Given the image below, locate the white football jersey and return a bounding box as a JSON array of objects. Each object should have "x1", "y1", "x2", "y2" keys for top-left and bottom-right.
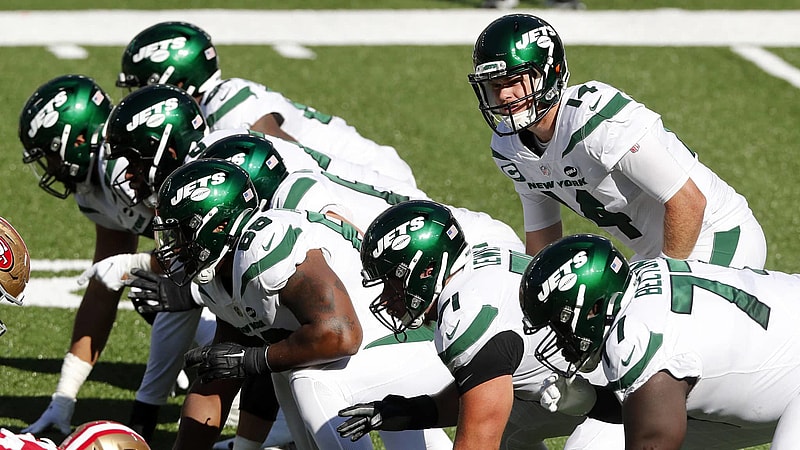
[
  {"x1": 436, "y1": 244, "x2": 560, "y2": 397},
  {"x1": 74, "y1": 155, "x2": 153, "y2": 235},
  {"x1": 271, "y1": 170, "x2": 524, "y2": 252},
  {"x1": 606, "y1": 258, "x2": 800, "y2": 429},
  {"x1": 190, "y1": 128, "x2": 410, "y2": 190},
  {"x1": 491, "y1": 81, "x2": 754, "y2": 259},
  {"x1": 200, "y1": 78, "x2": 416, "y2": 186},
  {"x1": 205, "y1": 208, "x2": 393, "y2": 348}
]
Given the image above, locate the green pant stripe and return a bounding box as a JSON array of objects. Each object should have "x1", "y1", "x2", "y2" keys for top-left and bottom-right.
[{"x1": 709, "y1": 226, "x2": 741, "y2": 267}]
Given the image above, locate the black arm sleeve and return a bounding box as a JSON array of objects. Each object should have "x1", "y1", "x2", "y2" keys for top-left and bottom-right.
[
  {"x1": 452, "y1": 330, "x2": 524, "y2": 394},
  {"x1": 587, "y1": 384, "x2": 623, "y2": 424},
  {"x1": 239, "y1": 374, "x2": 280, "y2": 421}
]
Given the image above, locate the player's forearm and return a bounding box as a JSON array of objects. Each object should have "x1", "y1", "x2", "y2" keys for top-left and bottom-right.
[
  {"x1": 662, "y1": 194, "x2": 704, "y2": 259},
  {"x1": 266, "y1": 323, "x2": 360, "y2": 371}
]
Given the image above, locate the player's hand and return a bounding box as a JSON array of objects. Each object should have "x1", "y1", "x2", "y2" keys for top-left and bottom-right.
[
  {"x1": 21, "y1": 393, "x2": 75, "y2": 435},
  {"x1": 184, "y1": 343, "x2": 270, "y2": 383},
  {"x1": 77, "y1": 253, "x2": 152, "y2": 291},
  {"x1": 539, "y1": 373, "x2": 597, "y2": 416},
  {"x1": 337, "y1": 400, "x2": 385, "y2": 441},
  {"x1": 126, "y1": 268, "x2": 199, "y2": 314},
  {"x1": 337, "y1": 394, "x2": 429, "y2": 441}
]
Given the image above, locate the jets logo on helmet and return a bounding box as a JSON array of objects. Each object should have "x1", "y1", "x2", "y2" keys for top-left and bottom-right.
[
  {"x1": 371, "y1": 216, "x2": 425, "y2": 258},
  {"x1": 132, "y1": 36, "x2": 187, "y2": 64},
  {"x1": 125, "y1": 97, "x2": 179, "y2": 131},
  {"x1": 26, "y1": 91, "x2": 68, "y2": 138},
  {"x1": 169, "y1": 171, "x2": 228, "y2": 205},
  {"x1": 536, "y1": 250, "x2": 587, "y2": 302}
]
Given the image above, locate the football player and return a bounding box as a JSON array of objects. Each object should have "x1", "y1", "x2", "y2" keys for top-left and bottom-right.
[
  {"x1": 19, "y1": 78, "x2": 218, "y2": 442},
  {"x1": 116, "y1": 21, "x2": 417, "y2": 188},
  {"x1": 336, "y1": 200, "x2": 624, "y2": 450},
  {"x1": 0, "y1": 216, "x2": 31, "y2": 336},
  {"x1": 194, "y1": 132, "x2": 523, "y2": 251},
  {"x1": 469, "y1": 14, "x2": 766, "y2": 268},
  {"x1": 18, "y1": 75, "x2": 164, "y2": 439},
  {"x1": 521, "y1": 234, "x2": 800, "y2": 448},
  {"x1": 148, "y1": 159, "x2": 454, "y2": 450},
  {"x1": 89, "y1": 85, "x2": 422, "y2": 450}
]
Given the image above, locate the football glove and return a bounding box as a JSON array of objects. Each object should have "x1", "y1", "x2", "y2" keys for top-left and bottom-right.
[
  {"x1": 184, "y1": 343, "x2": 271, "y2": 383},
  {"x1": 539, "y1": 373, "x2": 597, "y2": 416},
  {"x1": 77, "y1": 252, "x2": 151, "y2": 291},
  {"x1": 126, "y1": 268, "x2": 199, "y2": 314},
  {"x1": 337, "y1": 394, "x2": 437, "y2": 441},
  {"x1": 21, "y1": 393, "x2": 75, "y2": 435}
]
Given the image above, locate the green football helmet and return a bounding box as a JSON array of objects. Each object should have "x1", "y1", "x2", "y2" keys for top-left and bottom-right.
[
  {"x1": 104, "y1": 84, "x2": 208, "y2": 207},
  {"x1": 19, "y1": 75, "x2": 112, "y2": 198},
  {"x1": 468, "y1": 14, "x2": 569, "y2": 136},
  {"x1": 197, "y1": 132, "x2": 288, "y2": 205},
  {"x1": 519, "y1": 234, "x2": 631, "y2": 377},
  {"x1": 117, "y1": 21, "x2": 221, "y2": 96},
  {"x1": 153, "y1": 159, "x2": 258, "y2": 286},
  {"x1": 361, "y1": 200, "x2": 469, "y2": 335}
]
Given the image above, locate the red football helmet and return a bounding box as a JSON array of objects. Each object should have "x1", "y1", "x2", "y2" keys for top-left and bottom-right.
[
  {"x1": 58, "y1": 421, "x2": 149, "y2": 450},
  {"x1": 0, "y1": 217, "x2": 30, "y2": 336}
]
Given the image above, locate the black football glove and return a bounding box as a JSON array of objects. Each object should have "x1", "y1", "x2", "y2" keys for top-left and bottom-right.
[
  {"x1": 337, "y1": 394, "x2": 438, "y2": 442},
  {"x1": 127, "y1": 268, "x2": 199, "y2": 314},
  {"x1": 184, "y1": 343, "x2": 271, "y2": 383}
]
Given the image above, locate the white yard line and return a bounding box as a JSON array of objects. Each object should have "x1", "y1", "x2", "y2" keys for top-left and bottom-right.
[
  {"x1": 731, "y1": 45, "x2": 800, "y2": 89},
  {"x1": 0, "y1": 9, "x2": 798, "y2": 46}
]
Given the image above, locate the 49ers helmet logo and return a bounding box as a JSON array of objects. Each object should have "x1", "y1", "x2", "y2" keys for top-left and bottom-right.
[{"x1": 0, "y1": 236, "x2": 14, "y2": 271}]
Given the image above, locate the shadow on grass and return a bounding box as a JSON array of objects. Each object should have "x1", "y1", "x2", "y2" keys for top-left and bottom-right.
[
  {"x1": 0, "y1": 396, "x2": 182, "y2": 450},
  {"x1": 0, "y1": 356, "x2": 147, "y2": 391}
]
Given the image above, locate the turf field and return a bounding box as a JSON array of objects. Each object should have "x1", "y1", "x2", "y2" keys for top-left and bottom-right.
[{"x1": 0, "y1": 2, "x2": 798, "y2": 449}]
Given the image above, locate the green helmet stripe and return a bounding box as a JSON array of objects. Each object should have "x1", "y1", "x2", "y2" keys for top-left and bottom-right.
[
  {"x1": 240, "y1": 226, "x2": 303, "y2": 297},
  {"x1": 281, "y1": 177, "x2": 317, "y2": 210},
  {"x1": 563, "y1": 92, "x2": 631, "y2": 157},
  {"x1": 205, "y1": 86, "x2": 256, "y2": 127},
  {"x1": 438, "y1": 305, "x2": 498, "y2": 366}
]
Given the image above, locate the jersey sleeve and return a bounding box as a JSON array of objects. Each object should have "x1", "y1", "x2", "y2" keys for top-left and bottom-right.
[
  {"x1": 613, "y1": 121, "x2": 693, "y2": 203},
  {"x1": 604, "y1": 314, "x2": 702, "y2": 400},
  {"x1": 519, "y1": 189, "x2": 562, "y2": 232},
  {"x1": 235, "y1": 211, "x2": 314, "y2": 295},
  {"x1": 202, "y1": 78, "x2": 276, "y2": 131},
  {"x1": 573, "y1": 81, "x2": 661, "y2": 171}
]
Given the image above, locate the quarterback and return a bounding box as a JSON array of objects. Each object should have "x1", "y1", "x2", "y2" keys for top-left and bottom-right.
[
  {"x1": 469, "y1": 14, "x2": 766, "y2": 268},
  {"x1": 116, "y1": 21, "x2": 417, "y2": 188},
  {"x1": 521, "y1": 234, "x2": 800, "y2": 448}
]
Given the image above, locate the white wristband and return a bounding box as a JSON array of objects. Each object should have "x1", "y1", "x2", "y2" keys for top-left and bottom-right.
[{"x1": 54, "y1": 352, "x2": 93, "y2": 399}]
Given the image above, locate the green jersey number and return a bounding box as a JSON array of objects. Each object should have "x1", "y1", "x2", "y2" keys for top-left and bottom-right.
[{"x1": 670, "y1": 274, "x2": 770, "y2": 330}]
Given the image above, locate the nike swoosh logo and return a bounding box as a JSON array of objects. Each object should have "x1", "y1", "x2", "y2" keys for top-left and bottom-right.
[
  {"x1": 262, "y1": 234, "x2": 275, "y2": 252},
  {"x1": 621, "y1": 347, "x2": 635, "y2": 366},
  {"x1": 445, "y1": 320, "x2": 460, "y2": 340},
  {"x1": 589, "y1": 97, "x2": 602, "y2": 111},
  {"x1": 223, "y1": 351, "x2": 245, "y2": 358}
]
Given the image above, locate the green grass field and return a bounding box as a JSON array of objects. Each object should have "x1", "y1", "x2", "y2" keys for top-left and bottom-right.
[{"x1": 0, "y1": 2, "x2": 798, "y2": 450}]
